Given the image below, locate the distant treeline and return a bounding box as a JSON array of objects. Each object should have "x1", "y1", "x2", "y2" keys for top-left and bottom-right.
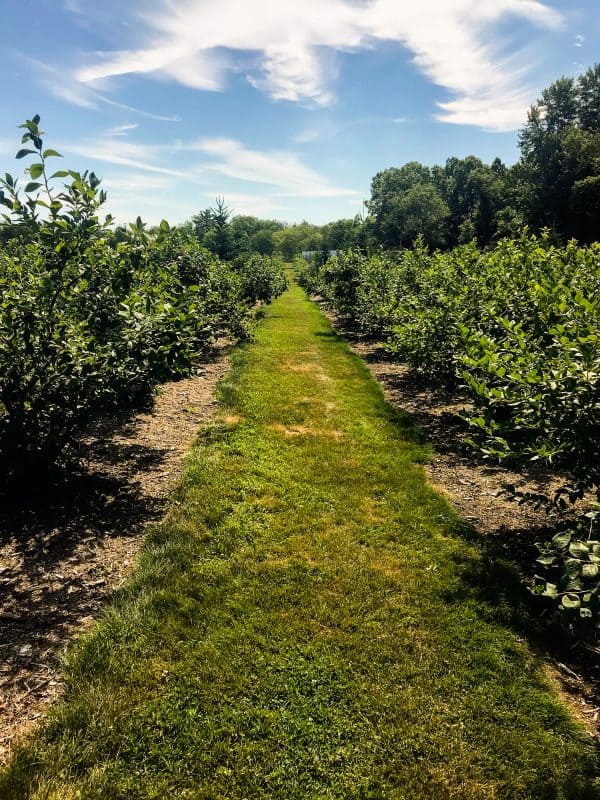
[{"x1": 177, "y1": 63, "x2": 600, "y2": 258}]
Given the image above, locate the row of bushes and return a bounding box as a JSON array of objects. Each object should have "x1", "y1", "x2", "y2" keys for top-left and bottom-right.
[
  {"x1": 0, "y1": 116, "x2": 287, "y2": 485},
  {"x1": 300, "y1": 234, "x2": 600, "y2": 633}
]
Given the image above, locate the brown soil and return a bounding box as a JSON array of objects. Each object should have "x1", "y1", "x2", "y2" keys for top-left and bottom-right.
[
  {"x1": 0, "y1": 350, "x2": 230, "y2": 763},
  {"x1": 351, "y1": 343, "x2": 568, "y2": 534}
]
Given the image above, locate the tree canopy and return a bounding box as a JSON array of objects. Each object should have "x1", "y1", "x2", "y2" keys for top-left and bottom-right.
[{"x1": 185, "y1": 63, "x2": 600, "y2": 259}]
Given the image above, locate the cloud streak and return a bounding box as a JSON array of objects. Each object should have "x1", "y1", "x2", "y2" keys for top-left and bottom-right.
[
  {"x1": 57, "y1": 134, "x2": 357, "y2": 199},
  {"x1": 194, "y1": 138, "x2": 357, "y2": 197},
  {"x1": 72, "y1": 0, "x2": 564, "y2": 130},
  {"x1": 62, "y1": 138, "x2": 188, "y2": 178},
  {"x1": 23, "y1": 57, "x2": 181, "y2": 122},
  {"x1": 106, "y1": 123, "x2": 140, "y2": 136},
  {"x1": 193, "y1": 138, "x2": 359, "y2": 197}
]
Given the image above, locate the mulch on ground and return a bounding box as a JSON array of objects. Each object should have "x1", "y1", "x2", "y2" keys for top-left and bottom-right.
[{"x1": 0, "y1": 351, "x2": 230, "y2": 763}]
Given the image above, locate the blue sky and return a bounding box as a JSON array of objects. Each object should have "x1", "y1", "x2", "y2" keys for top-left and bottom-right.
[{"x1": 1, "y1": 0, "x2": 598, "y2": 225}]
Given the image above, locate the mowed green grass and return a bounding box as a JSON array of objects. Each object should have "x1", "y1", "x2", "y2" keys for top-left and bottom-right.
[{"x1": 2, "y1": 279, "x2": 598, "y2": 799}]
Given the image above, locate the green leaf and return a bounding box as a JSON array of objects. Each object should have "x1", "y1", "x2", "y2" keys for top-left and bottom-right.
[
  {"x1": 50, "y1": 170, "x2": 70, "y2": 179},
  {"x1": 42, "y1": 149, "x2": 62, "y2": 158},
  {"x1": 551, "y1": 531, "x2": 571, "y2": 549},
  {"x1": 24, "y1": 182, "x2": 42, "y2": 193},
  {"x1": 569, "y1": 541, "x2": 590, "y2": 559},
  {"x1": 542, "y1": 582, "x2": 558, "y2": 598},
  {"x1": 536, "y1": 554, "x2": 557, "y2": 566},
  {"x1": 564, "y1": 558, "x2": 582, "y2": 577},
  {"x1": 561, "y1": 594, "x2": 581, "y2": 610},
  {"x1": 16, "y1": 148, "x2": 36, "y2": 159},
  {"x1": 28, "y1": 163, "x2": 44, "y2": 180},
  {"x1": 582, "y1": 563, "x2": 599, "y2": 579}
]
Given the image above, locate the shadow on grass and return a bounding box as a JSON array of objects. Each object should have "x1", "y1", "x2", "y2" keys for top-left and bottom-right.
[
  {"x1": 441, "y1": 514, "x2": 600, "y2": 734},
  {"x1": 314, "y1": 330, "x2": 343, "y2": 340}
]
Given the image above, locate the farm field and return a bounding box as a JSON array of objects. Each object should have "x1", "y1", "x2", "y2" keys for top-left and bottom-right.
[
  {"x1": 1, "y1": 6, "x2": 600, "y2": 796},
  {"x1": 2, "y1": 277, "x2": 598, "y2": 799}
]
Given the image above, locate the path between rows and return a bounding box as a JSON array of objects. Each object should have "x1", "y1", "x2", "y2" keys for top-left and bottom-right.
[{"x1": 1, "y1": 279, "x2": 598, "y2": 799}]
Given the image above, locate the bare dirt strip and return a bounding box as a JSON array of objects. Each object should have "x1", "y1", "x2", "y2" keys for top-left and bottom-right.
[{"x1": 0, "y1": 350, "x2": 230, "y2": 764}]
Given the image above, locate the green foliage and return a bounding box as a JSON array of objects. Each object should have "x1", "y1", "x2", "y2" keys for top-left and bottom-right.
[
  {"x1": 361, "y1": 64, "x2": 599, "y2": 251},
  {"x1": 519, "y1": 64, "x2": 600, "y2": 242},
  {"x1": 366, "y1": 156, "x2": 518, "y2": 251},
  {"x1": 275, "y1": 221, "x2": 323, "y2": 260},
  {"x1": 368, "y1": 163, "x2": 451, "y2": 249},
  {"x1": 312, "y1": 232, "x2": 600, "y2": 633},
  {"x1": 191, "y1": 204, "x2": 288, "y2": 260},
  {"x1": 233, "y1": 252, "x2": 288, "y2": 303},
  {"x1": 189, "y1": 207, "x2": 365, "y2": 263},
  {"x1": 319, "y1": 216, "x2": 364, "y2": 252},
  {"x1": 0, "y1": 117, "x2": 277, "y2": 486},
  {"x1": 192, "y1": 63, "x2": 599, "y2": 262},
  {"x1": 300, "y1": 247, "x2": 405, "y2": 336},
  {"x1": 534, "y1": 513, "x2": 600, "y2": 634},
  {"x1": 193, "y1": 197, "x2": 234, "y2": 260}
]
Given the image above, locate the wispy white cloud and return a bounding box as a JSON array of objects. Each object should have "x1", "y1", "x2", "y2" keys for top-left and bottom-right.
[
  {"x1": 47, "y1": 78, "x2": 100, "y2": 110},
  {"x1": 193, "y1": 138, "x2": 359, "y2": 197},
  {"x1": 0, "y1": 138, "x2": 15, "y2": 158},
  {"x1": 72, "y1": 0, "x2": 564, "y2": 131},
  {"x1": 367, "y1": 0, "x2": 563, "y2": 129},
  {"x1": 94, "y1": 170, "x2": 364, "y2": 226},
  {"x1": 224, "y1": 192, "x2": 278, "y2": 217},
  {"x1": 61, "y1": 138, "x2": 187, "y2": 178},
  {"x1": 292, "y1": 120, "x2": 343, "y2": 144},
  {"x1": 574, "y1": 34, "x2": 585, "y2": 48},
  {"x1": 97, "y1": 95, "x2": 181, "y2": 122},
  {"x1": 21, "y1": 57, "x2": 181, "y2": 122},
  {"x1": 63, "y1": 0, "x2": 82, "y2": 14},
  {"x1": 436, "y1": 88, "x2": 535, "y2": 130},
  {"x1": 293, "y1": 114, "x2": 409, "y2": 144},
  {"x1": 101, "y1": 172, "x2": 172, "y2": 192},
  {"x1": 106, "y1": 123, "x2": 139, "y2": 137},
  {"x1": 54, "y1": 132, "x2": 357, "y2": 200},
  {"x1": 103, "y1": 191, "x2": 193, "y2": 226}
]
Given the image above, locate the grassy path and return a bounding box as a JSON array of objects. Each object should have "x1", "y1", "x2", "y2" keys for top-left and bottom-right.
[{"x1": 2, "y1": 279, "x2": 598, "y2": 799}]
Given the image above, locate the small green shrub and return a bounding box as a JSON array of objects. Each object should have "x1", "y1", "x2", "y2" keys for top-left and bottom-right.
[
  {"x1": 0, "y1": 116, "x2": 267, "y2": 486},
  {"x1": 233, "y1": 252, "x2": 288, "y2": 303}
]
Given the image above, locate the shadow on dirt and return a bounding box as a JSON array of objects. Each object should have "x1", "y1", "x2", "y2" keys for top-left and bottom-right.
[{"x1": 0, "y1": 424, "x2": 170, "y2": 756}]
